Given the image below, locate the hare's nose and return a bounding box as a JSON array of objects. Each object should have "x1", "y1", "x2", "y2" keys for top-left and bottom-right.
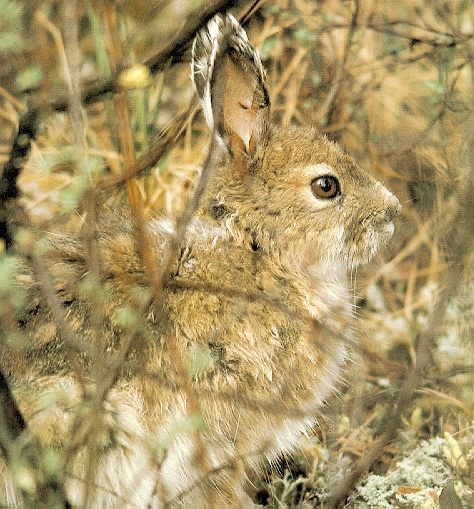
[{"x1": 385, "y1": 195, "x2": 402, "y2": 221}]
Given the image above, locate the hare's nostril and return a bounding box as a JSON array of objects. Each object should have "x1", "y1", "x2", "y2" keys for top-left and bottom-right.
[{"x1": 394, "y1": 197, "x2": 402, "y2": 215}]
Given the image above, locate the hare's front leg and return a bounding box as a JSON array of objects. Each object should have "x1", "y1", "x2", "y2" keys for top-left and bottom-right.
[
  {"x1": 198, "y1": 480, "x2": 257, "y2": 509},
  {"x1": 159, "y1": 434, "x2": 257, "y2": 508}
]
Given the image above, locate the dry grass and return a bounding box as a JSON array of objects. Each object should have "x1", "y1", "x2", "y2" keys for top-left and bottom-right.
[{"x1": 0, "y1": 0, "x2": 473, "y2": 507}]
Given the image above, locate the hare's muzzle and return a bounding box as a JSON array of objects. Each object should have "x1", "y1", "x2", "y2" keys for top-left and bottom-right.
[
  {"x1": 353, "y1": 190, "x2": 401, "y2": 266},
  {"x1": 377, "y1": 193, "x2": 401, "y2": 241},
  {"x1": 384, "y1": 195, "x2": 402, "y2": 223}
]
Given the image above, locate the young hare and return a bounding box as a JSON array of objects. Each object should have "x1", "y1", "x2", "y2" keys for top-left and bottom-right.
[{"x1": 0, "y1": 13, "x2": 400, "y2": 509}]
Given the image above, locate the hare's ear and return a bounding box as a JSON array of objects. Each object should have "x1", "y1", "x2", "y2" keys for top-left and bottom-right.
[{"x1": 191, "y1": 14, "x2": 270, "y2": 159}]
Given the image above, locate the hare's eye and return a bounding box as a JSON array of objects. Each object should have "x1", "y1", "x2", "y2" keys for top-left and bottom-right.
[{"x1": 311, "y1": 176, "x2": 340, "y2": 199}]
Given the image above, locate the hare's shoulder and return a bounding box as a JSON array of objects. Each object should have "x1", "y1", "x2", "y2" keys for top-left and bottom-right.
[{"x1": 165, "y1": 218, "x2": 259, "y2": 285}]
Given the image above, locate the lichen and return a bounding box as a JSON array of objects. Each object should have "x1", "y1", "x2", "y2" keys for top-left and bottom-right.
[{"x1": 350, "y1": 436, "x2": 473, "y2": 508}]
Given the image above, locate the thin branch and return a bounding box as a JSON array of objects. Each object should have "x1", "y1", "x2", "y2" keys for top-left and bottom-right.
[
  {"x1": 61, "y1": 0, "x2": 86, "y2": 150},
  {"x1": 366, "y1": 20, "x2": 471, "y2": 46},
  {"x1": 137, "y1": 118, "x2": 228, "y2": 509},
  {"x1": 316, "y1": 0, "x2": 360, "y2": 123},
  {"x1": 323, "y1": 19, "x2": 472, "y2": 47}
]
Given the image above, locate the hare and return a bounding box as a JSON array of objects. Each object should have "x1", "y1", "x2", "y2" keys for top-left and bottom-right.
[{"x1": 0, "y1": 13, "x2": 400, "y2": 509}]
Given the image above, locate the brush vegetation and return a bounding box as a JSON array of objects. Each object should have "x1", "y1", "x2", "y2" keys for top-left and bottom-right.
[{"x1": 0, "y1": 0, "x2": 472, "y2": 508}]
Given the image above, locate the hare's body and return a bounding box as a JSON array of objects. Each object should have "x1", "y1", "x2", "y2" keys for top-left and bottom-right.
[{"x1": 0, "y1": 14, "x2": 400, "y2": 509}]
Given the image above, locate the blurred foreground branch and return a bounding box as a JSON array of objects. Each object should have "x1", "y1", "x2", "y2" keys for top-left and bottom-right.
[
  {"x1": 0, "y1": 370, "x2": 72, "y2": 509},
  {"x1": 97, "y1": 100, "x2": 198, "y2": 190},
  {"x1": 50, "y1": 0, "x2": 240, "y2": 112}
]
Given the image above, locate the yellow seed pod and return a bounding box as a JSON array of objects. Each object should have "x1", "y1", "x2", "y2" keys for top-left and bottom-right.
[{"x1": 118, "y1": 64, "x2": 152, "y2": 90}]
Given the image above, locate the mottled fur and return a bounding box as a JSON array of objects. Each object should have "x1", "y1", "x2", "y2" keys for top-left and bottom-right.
[{"x1": 0, "y1": 14, "x2": 400, "y2": 508}]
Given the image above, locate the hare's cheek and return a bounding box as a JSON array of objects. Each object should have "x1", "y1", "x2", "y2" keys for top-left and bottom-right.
[{"x1": 302, "y1": 226, "x2": 345, "y2": 265}]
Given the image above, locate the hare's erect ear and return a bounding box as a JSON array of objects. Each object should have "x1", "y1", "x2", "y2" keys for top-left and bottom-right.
[{"x1": 191, "y1": 14, "x2": 270, "y2": 158}]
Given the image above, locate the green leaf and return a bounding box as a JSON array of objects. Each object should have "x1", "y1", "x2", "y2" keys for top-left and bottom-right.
[
  {"x1": 295, "y1": 28, "x2": 316, "y2": 43},
  {"x1": 15, "y1": 65, "x2": 44, "y2": 92},
  {"x1": 0, "y1": 0, "x2": 24, "y2": 52}
]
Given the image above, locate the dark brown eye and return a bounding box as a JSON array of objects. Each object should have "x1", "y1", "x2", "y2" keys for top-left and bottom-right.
[{"x1": 311, "y1": 176, "x2": 340, "y2": 199}]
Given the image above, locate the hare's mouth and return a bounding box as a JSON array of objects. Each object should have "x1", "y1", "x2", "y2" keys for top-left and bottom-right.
[
  {"x1": 380, "y1": 219, "x2": 395, "y2": 240},
  {"x1": 347, "y1": 219, "x2": 396, "y2": 268}
]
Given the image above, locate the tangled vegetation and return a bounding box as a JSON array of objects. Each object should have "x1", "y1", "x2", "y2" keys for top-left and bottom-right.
[{"x1": 0, "y1": 0, "x2": 473, "y2": 507}]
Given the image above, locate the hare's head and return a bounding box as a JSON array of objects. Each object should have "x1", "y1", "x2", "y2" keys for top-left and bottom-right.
[{"x1": 192, "y1": 15, "x2": 400, "y2": 274}]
